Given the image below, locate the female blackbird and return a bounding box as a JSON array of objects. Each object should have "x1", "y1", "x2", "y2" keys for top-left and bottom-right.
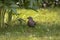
[{"x1": 27, "y1": 17, "x2": 36, "y2": 27}]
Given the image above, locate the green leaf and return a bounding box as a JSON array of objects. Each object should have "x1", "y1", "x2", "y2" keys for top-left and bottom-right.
[
  {"x1": 10, "y1": 4, "x2": 19, "y2": 8},
  {"x1": 0, "y1": 1, "x2": 3, "y2": 7},
  {"x1": 11, "y1": 8, "x2": 18, "y2": 15}
]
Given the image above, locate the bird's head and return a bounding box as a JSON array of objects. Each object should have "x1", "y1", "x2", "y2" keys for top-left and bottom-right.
[{"x1": 27, "y1": 17, "x2": 33, "y2": 19}]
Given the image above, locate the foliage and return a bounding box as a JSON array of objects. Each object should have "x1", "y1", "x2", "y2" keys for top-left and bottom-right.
[
  {"x1": 0, "y1": 0, "x2": 19, "y2": 27},
  {"x1": 14, "y1": 0, "x2": 60, "y2": 9}
]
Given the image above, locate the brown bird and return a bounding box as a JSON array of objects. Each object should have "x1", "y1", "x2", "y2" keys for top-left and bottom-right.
[{"x1": 27, "y1": 17, "x2": 36, "y2": 27}]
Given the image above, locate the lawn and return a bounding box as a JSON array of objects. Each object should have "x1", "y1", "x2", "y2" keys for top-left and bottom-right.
[{"x1": 1, "y1": 8, "x2": 60, "y2": 40}]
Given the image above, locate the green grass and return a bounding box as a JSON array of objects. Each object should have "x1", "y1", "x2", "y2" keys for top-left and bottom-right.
[
  {"x1": 0, "y1": 32, "x2": 60, "y2": 40},
  {"x1": 2, "y1": 8, "x2": 60, "y2": 40}
]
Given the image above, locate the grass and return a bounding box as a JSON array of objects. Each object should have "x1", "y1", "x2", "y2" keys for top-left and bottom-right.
[
  {"x1": 0, "y1": 33, "x2": 60, "y2": 40},
  {"x1": 2, "y1": 8, "x2": 60, "y2": 40}
]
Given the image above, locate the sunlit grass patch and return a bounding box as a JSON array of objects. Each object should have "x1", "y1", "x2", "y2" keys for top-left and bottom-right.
[
  {"x1": 5, "y1": 8, "x2": 60, "y2": 24},
  {"x1": 16, "y1": 9, "x2": 60, "y2": 24}
]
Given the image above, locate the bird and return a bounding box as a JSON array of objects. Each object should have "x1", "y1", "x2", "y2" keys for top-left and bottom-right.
[{"x1": 27, "y1": 17, "x2": 36, "y2": 27}]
